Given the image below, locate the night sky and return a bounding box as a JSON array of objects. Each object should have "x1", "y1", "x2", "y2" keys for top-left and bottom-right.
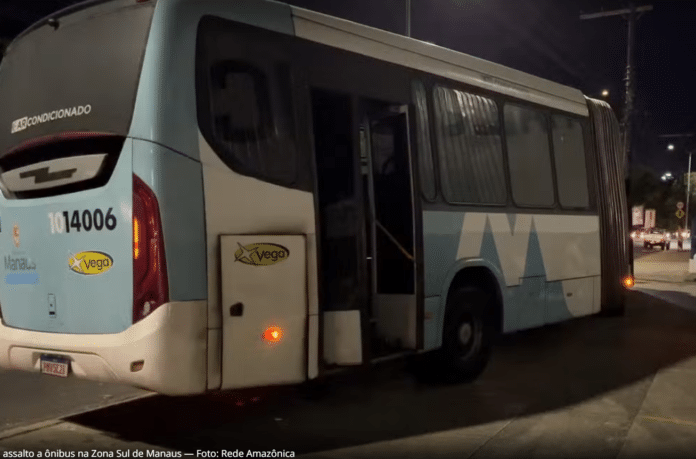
[{"x1": 1, "y1": 0, "x2": 694, "y2": 176}]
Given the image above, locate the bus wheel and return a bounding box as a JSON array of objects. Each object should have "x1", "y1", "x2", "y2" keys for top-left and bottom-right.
[{"x1": 436, "y1": 287, "x2": 493, "y2": 383}]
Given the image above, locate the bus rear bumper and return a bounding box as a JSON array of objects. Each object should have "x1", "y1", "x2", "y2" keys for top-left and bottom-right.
[{"x1": 0, "y1": 300, "x2": 208, "y2": 396}]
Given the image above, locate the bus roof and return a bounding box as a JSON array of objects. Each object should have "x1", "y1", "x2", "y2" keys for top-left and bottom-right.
[
  {"x1": 290, "y1": 6, "x2": 589, "y2": 116},
  {"x1": 12, "y1": 0, "x2": 588, "y2": 117}
]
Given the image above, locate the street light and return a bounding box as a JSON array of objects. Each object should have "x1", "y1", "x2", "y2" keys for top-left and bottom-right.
[
  {"x1": 601, "y1": 89, "x2": 610, "y2": 97},
  {"x1": 668, "y1": 144, "x2": 675, "y2": 151},
  {"x1": 687, "y1": 151, "x2": 693, "y2": 234}
]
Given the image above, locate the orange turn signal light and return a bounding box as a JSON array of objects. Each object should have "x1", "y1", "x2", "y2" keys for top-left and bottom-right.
[
  {"x1": 263, "y1": 326, "x2": 283, "y2": 343},
  {"x1": 133, "y1": 217, "x2": 140, "y2": 259},
  {"x1": 622, "y1": 275, "x2": 635, "y2": 289}
]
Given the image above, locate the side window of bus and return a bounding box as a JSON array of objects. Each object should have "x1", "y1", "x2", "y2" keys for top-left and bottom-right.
[
  {"x1": 551, "y1": 115, "x2": 589, "y2": 209},
  {"x1": 197, "y1": 17, "x2": 298, "y2": 187},
  {"x1": 504, "y1": 104, "x2": 554, "y2": 207},
  {"x1": 412, "y1": 80, "x2": 436, "y2": 200},
  {"x1": 205, "y1": 59, "x2": 297, "y2": 185},
  {"x1": 432, "y1": 86, "x2": 506, "y2": 204},
  {"x1": 210, "y1": 61, "x2": 272, "y2": 142}
]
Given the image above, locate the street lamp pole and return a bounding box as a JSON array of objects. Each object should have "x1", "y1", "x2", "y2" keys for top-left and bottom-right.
[
  {"x1": 405, "y1": 0, "x2": 411, "y2": 37},
  {"x1": 687, "y1": 151, "x2": 692, "y2": 233},
  {"x1": 660, "y1": 134, "x2": 694, "y2": 232}
]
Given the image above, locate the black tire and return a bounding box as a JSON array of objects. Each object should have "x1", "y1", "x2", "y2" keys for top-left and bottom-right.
[
  {"x1": 431, "y1": 287, "x2": 493, "y2": 383},
  {"x1": 600, "y1": 284, "x2": 626, "y2": 317}
]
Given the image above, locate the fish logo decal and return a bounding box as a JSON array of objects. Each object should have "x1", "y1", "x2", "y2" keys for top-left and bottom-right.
[{"x1": 234, "y1": 242, "x2": 290, "y2": 266}]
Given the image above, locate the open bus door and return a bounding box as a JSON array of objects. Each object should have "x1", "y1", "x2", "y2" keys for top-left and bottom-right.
[{"x1": 363, "y1": 106, "x2": 418, "y2": 358}]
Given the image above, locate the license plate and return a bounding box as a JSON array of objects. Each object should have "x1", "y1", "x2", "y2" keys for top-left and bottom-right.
[{"x1": 40, "y1": 355, "x2": 69, "y2": 378}]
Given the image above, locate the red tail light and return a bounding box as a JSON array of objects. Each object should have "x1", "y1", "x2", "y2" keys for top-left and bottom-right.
[{"x1": 133, "y1": 174, "x2": 168, "y2": 323}]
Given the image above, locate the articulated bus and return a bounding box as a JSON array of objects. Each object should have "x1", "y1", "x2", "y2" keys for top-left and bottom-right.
[{"x1": 0, "y1": 0, "x2": 631, "y2": 395}]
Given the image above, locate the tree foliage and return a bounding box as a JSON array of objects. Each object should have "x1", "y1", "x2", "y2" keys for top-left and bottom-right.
[{"x1": 630, "y1": 165, "x2": 695, "y2": 230}]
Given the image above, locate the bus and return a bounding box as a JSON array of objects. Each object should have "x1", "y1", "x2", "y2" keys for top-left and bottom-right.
[{"x1": 0, "y1": 0, "x2": 632, "y2": 395}]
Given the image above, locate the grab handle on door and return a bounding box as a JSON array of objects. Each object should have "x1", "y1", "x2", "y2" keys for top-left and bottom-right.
[{"x1": 230, "y1": 302, "x2": 244, "y2": 316}]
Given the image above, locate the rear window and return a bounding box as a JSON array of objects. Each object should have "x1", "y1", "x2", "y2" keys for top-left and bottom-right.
[{"x1": 0, "y1": 0, "x2": 155, "y2": 156}]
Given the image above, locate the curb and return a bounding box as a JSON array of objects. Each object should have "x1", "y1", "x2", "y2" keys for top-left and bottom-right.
[
  {"x1": 635, "y1": 277, "x2": 696, "y2": 284},
  {"x1": 0, "y1": 420, "x2": 64, "y2": 441}
]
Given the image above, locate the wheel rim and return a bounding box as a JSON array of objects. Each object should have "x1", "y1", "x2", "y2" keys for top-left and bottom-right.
[
  {"x1": 458, "y1": 323, "x2": 473, "y2": 346},
  {"x1": 454, "y1": 314, "x2": 481, "y2": 361}
]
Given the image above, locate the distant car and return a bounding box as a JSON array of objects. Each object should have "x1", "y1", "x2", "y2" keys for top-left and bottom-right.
[
  {"x1": 631, "y1": 229, "x2": 646, "y2": 239},
  {"x1": 643, "y1": 229, "x2": 670, "y2": 250}
]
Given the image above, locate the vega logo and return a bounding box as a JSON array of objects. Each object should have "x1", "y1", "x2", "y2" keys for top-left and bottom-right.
[
  {"x1": 234, "y1": 242, "x2": 290, "y2": 266},
  {"x1": 68, "y1": 251, "x2": 114, "y2": 275}
]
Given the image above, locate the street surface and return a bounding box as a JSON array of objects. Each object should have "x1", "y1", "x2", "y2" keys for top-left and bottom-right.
[
  {"x1": 0, "y1": 368, "x2": 149, "y2": 432},
  {"x1": 0, "y1": 238, "x2": 693, "y2": 457}
]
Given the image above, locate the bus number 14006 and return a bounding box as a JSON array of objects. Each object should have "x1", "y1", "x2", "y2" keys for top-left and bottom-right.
[{"x1": 48, "y1": 208, "x2": 117, "y2": 234}]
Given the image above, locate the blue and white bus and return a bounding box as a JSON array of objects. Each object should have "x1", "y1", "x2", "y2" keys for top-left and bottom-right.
[{"x1": 0, "y1": 0, "x2": 632, "y2": 395}]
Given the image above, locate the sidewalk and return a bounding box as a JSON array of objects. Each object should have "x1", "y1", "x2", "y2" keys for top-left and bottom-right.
[
  {"x1": 633, "y1": 264, "x2": 696, "y2": 283},
  {"x1": 633, "y1": 249, "x2": 696, "y2": 314}
]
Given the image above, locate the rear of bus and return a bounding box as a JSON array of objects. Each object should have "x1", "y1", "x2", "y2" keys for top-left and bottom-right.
[{"x1": 0, "y1": 0, "x2": 208, "y2": 395}]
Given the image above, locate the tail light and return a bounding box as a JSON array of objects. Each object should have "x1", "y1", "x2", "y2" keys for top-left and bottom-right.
[{"x1": 133, "y1": 174, "x2": 168, "y2": 323}]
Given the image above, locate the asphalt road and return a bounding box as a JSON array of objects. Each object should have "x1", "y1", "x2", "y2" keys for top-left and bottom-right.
[
  {"x1": 632, "y1": 237, "x2": 691, "y2": 261},
  {"x1": 0, "y1": 368, "x2": 149, "y2": 432}
]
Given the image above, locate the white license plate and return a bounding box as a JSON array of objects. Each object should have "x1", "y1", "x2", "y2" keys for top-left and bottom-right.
[{"x1": 40, "y1": 356, "x2": 69, "y2": 378}]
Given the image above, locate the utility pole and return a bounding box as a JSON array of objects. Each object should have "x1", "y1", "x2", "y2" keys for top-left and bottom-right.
[
  {"x1": 580, "y1": 4, "x2": 652, "y2": 175},
  {"x1": 405, "y1": 0, "x2": 412, "y2": 37}
]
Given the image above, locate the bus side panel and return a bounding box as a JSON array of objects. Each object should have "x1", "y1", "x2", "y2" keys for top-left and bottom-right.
[
  {"x1": 131, "y1": 140, "x2": 207, "y2": 303},
  {"x1": 197, "y1": 133, "x2": 318, "y2": 389},
  {"x1": 0, "y1": 141, "x2": 134, "y2": 334},
  {"x1": 422, "y1": 210, "x2": 601, "y2": 349}
]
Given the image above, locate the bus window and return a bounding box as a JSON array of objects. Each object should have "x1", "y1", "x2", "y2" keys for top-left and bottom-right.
[
  {"x1": 412, "y1": 80, "x2": 436, "y2": 200},
  {"x1": 432, "y1": 86, "x2": 506, "y2": 205},
  {"x1": 551, "y1": 115, "x2": 589, "y2": 209},
  {"x1": 196, "y1": 17, "x2": 297, "y2": 186},
  {"x1": 504, "y1": 104, "x2": 555, "y2": 207}
]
